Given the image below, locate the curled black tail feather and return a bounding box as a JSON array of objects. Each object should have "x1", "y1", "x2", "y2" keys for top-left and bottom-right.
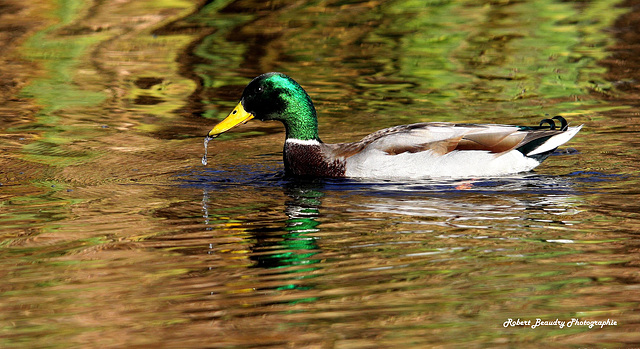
[
  {"x1": 516, "y1": 115, "x2": 572, "y2": 162},
  {"x1": 539, "y1": 118, "x2": 556, "y2": 130},
  {"x1": 552, "y1": 115, "x2": 568, "y2": 131},
  {"x1": 537, "y1": 116, "x2": 568, "y2": 131}
]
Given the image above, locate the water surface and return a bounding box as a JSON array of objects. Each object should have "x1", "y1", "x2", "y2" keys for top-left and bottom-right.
[{"x1": 1, "y1": 0, "x2": 639, "y2": 347}]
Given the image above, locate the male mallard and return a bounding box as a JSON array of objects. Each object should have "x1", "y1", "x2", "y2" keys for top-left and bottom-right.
[{"x1": 206, "y1": 72, "x2": 581, "y2": 179}]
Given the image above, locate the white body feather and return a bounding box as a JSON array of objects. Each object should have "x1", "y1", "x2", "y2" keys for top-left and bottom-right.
[
  {"x1": 344, "y1": 148, "x2": 539, "y2": 179},
  {"x1": 343, "y1": 125, "x2": 582, "y2": 179}
]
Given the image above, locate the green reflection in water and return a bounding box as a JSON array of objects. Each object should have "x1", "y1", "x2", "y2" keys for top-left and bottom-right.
[
  {"x1": 18, "y1": 0, "x2": 107, "y2": 165},
  {"x1": 188, "y1": 0, "x2": 624, "y2": 133},
  {"x1": 202, "y1": 183, "x2": 322, "y2": 303},
  {"x1": 14, "y1": 0, "x2": 199, "y2": 166},
  {"x1": 253, "y1": 185, "x2": 322, "y2": 298}
]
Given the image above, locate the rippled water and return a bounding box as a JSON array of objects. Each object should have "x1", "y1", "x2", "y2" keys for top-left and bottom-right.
[{"x1": 1, "y1": 0, "x2": 640, "y2": 348}]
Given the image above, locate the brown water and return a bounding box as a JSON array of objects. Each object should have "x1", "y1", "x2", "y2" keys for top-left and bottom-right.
[{"x1": 1, "y1": 0, "x2": 640, "y2": 348}]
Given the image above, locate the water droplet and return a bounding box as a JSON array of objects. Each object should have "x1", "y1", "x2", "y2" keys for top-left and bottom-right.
[{"x1": 202, "y1": 136, "x2": 213, "y2": 166}]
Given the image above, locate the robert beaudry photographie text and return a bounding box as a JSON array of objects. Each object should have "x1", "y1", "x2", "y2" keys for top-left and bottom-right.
[{"x1": 503, "y1": 318, "x2": 617, "y2": 329}]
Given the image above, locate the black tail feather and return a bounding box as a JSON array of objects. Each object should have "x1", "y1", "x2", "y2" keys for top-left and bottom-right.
[{"x1": 515, "y1": 115, "x2": 570, "y2": 160}]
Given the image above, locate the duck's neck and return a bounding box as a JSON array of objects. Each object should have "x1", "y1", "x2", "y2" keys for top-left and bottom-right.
[
  {"x1": 284, "y1": 114, "x2": 320, "y2": 142},
  {"x1": 279, "y1": 86, "x2": 321, "y2": 142}
]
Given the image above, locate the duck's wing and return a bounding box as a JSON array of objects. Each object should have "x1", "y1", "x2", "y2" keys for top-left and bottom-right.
[{"x1": 329, "y1": 122, "x2": 580, "y2": 159}]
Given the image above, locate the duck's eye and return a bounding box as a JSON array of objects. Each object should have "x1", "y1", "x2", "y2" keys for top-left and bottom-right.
[{"x1": 256, "y1": 86, "x2": 264, "y2": 93}]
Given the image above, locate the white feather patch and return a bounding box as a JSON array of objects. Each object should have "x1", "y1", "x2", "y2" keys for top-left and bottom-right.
[{"x1": 285, "y1": 139, "x2": 321, "y2": 146}]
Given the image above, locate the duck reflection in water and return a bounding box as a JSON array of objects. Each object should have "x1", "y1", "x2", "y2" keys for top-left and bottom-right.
[
  {"x1": 252, "y1": 181, "x2": 322, "y2": 275},
  {"x1": 202, "y1": 179, "x2": 324, "y2": 293},
  {"x1": 198, "y1": 170, "x2": 582, "y2": 299}
]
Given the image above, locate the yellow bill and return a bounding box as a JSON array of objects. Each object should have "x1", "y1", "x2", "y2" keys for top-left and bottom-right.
[{"x1": 208, "y1": 101, "x2": 254, "y2": 137}]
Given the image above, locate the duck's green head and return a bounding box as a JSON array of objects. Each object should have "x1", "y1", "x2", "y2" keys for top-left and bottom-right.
[{"x1": 207, "y1": 72, "x2": 319, "y2": 141}]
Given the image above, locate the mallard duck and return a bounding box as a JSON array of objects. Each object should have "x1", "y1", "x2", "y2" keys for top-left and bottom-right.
[{"x1": 206, "y1": 72, "x2": 581, "y2": 179}]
